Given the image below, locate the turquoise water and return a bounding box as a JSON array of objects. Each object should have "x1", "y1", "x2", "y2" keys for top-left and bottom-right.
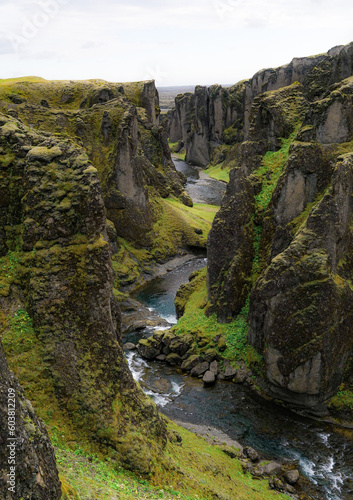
[{"x1": 126, "y1": 259, "x2": 353, "y2": 500}]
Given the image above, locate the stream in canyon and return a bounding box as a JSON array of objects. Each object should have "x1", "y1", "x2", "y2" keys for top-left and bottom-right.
[
  {"x1": 173, "y1": 157, "x2": 227, "y2": 206},
  {"x1": 123, "y1": 159, "x2": 353, "y2": 500}
]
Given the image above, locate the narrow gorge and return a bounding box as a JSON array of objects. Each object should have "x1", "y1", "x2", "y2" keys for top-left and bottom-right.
[{"x1": 1, "y1": 41, "x2": 353, "y2": 500}]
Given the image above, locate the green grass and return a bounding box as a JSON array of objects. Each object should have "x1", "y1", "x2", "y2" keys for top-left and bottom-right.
[
  {"x1": 165, "y1": 198, "x2": 219, "y2": 226},
  {"x1": 204, "y1": 163, "x2": 231, "y2": 182},
  {"x1": 56, "y1": 418, "x2": 289, "y2": 500},
  {"x1": 253, "y1": 130, "x2": 299, "y2": 214},
  {"x1": 329, "y1": 384, "x2": 353, "y2": 411},
  {"x1": 150, "y1": 197, "x2": 218, "y2": 260},
  {"x1": 172, "y1": 269, "x2": 252, "y2": 363},
  {"x1": 1, "y1": 306, "x2": 285, "y2": 500},
  {"x1": 0, "y1": 76, "x2": 46, "y2": 85},
  {"x1": 168, "y1": 140, "x2": 186, "y2": 161},
  {"x1": 111, "y1": 197, "x2": 219, "y2": 290},
  {"x1": 56, "y1": 444, "x2": 204, "y2": 500}
]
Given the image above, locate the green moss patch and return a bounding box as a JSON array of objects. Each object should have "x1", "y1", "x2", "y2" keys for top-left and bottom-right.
[
  {"x1": 253, "y1": 130, "x2": 299, "y2": 215},
  {"x1": 150, "y1": 197, "x2": 218, "y2": 260},
  {"x1": 329, "y1": 384, "x2": 353, "y2": 410},
  {"x1": 168, "y1": 140, "x2": 186, "y2": 161},
  {"x1": 172, "y1": 269, "x2": 257, "y2": 365},
  {"x1": 204, "y1": 163, "x2": 231, "y2": 182}
]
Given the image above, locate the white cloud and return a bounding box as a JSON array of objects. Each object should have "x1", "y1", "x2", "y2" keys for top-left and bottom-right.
[{"x1": 0, "y1": 0, "x2": 352, "y2": 84}]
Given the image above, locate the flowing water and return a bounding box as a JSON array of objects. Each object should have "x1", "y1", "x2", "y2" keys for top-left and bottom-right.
[
  {"x1": 124, "y1": 162, "x2": 353, "y2": 499},
  {"x1": 172, "y1": 157, "x2": 226, "y2": 205},
  {"x1": 125, "y1": 258, "x2": 353, "y2": 500}
]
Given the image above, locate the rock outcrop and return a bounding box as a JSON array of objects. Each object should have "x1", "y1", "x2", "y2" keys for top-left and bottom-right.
[
  {"x1": 205, "y1": 43, "x2": 353, "y2": 410},
  {"x1": 0, "y1": 112, "x2": 166, "y2": 474},
  {"x1": 0, "y1": 79, "x2": 189, "y2": 248},
  {"x1": 168, "y1": 42, "x2": 353, "y2": 168},
  {"x1": 0, "y1": 340, "x2": 61, "y2": 499},
  {"x1": 168, "y1": 82, "x2": 246, "y2": 167},
  {"x1": 249, "y1": 152, "x2": 353, "y2": 408},
  {"x1": 207, "y1": 167, "x2": 254, "y2": 322}
]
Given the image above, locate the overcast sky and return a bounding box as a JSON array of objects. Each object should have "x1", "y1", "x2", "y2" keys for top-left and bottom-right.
[{"x1": 0, "y1": 0, "x2": 352, "y2": 86}]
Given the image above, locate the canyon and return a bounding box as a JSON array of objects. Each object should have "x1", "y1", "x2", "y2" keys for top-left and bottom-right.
[{"x1": 1, "y1": 41, "x2": 353, "y2": 499}]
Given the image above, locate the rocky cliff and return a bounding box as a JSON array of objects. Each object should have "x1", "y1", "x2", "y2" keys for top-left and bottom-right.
[
  {"x1": 0, "y1": 111, "x2": 167, "y2": 496},
  {"x1": 168, "y1": 42, "x2": 353, "y2": 169},
  {"x1": 0, "y1": 338, "x2": 61, "y2": 499},
  {"x1": 0, "y1": 78, "x2": 191, "y2": 249},
  {"x1": 204, "y1": 43, "x2": 353, "y2": 412}
]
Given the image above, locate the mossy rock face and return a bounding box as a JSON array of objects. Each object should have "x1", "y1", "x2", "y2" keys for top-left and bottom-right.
[
  {"x1": 310, "y1": 76, "x2": 353, "y2": 144},
  {"x1": 168, "y1": 44, "x2": 353, "y2": 167},
  {"x1": 248, "y1": 154, "x2": 353, "y2": 407},
  {"x1": 260, "y1": 141, "x2": 334, "y2": 266},
  {"x1": 170, "y1": 82, "x2": 247, "y2": 168},
  {"x1": 302, "y1": 43, "x2": 353, "y2": 100},
  {"x1": 0, "y1": 340, "x2": 61, "y2": 499},
  {"x1": 27, "y1": 145, "x2": 62, "y2": 162},
  {"x1": 207, "y1": 166, "x2": 254, "y2": 322},
  {"x1": 246, "y1": 83, "x2": 309, "y2": 153},
  {"x1": 0, "y1": 113, "x2": 167, "y2": 473},
  {"x1": 0, "y1": 78, "x2": 187, "y2": 249},
  {"x1": 203, "y1": 45, "x2": 353, "y2": 410}
]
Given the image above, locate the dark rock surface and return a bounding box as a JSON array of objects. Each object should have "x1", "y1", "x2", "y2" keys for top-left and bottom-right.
[
  {"x1": 203, "y1": 42, "x2": 353, "y2": 410},
  {"x1": 0, "y1": 341, "x2": 61, "y2": 499},
  {"x1": 207, "y1": 166, "x2": 254, "y2": 322},
  {"x1": 168, "y1": 42, "x2": 353, "y2": 168},
  {"x1": 0, "y1": 113, "x2": 167, "y2": 474},
  {"x1": 249, "y1": 153, "x2": 353, "y2": 407}
]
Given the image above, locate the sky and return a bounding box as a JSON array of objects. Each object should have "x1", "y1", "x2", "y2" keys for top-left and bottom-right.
[{"x1": 0, "y1": 0, "x2": 352, "y2": 87}]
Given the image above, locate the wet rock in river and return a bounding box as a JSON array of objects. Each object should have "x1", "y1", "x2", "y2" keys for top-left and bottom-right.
[
  {"x1": 180, "y1": 355, "x2": 202, "y2": 371},
  {"x1": 234, "y1": 363, "x2": 252, "y2": 383},
  {"x1": 203, "y1": 370, "x2": 216, "y2": 384},
  {"x1": 191, "y1": 362, "x2": 210, "y2": 377},
  {"x1": 223, "y1": 365, "x2": 237, "y2": 380},
  {"x1": 285, "y1": 469, "x2": 300, "y2": 484},
  {"x1": 169, "y1": 335, "x2": 193, "y2": 356},
  {"x1": 209, "y1": 360, "x2": 218, "y2": 375},
  {"x1": 137, "y1": 338, "x2": 162, "y2": 360},
  {"x1": 165, "y1": 353, "x2": 183, "y2": 366},
  {"x1": 123, "y1": 342, "x2": 136, "y2": 350}
]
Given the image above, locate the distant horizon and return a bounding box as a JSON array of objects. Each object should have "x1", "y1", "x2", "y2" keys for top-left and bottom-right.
[
  {"x1": 1, "y1": 1, "x2": 353, "y2": 86},
  {"x1": 0, "y1": 76, "x2": 236, "y2": 89}
]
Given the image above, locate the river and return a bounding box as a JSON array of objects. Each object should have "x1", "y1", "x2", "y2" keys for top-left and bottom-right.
[
  {"x1": 123, "y1": 159, "x2": 353, "y2": 500},
  {"x1": 172, "y1": 157, "x2": 226, "y2": 205}
]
